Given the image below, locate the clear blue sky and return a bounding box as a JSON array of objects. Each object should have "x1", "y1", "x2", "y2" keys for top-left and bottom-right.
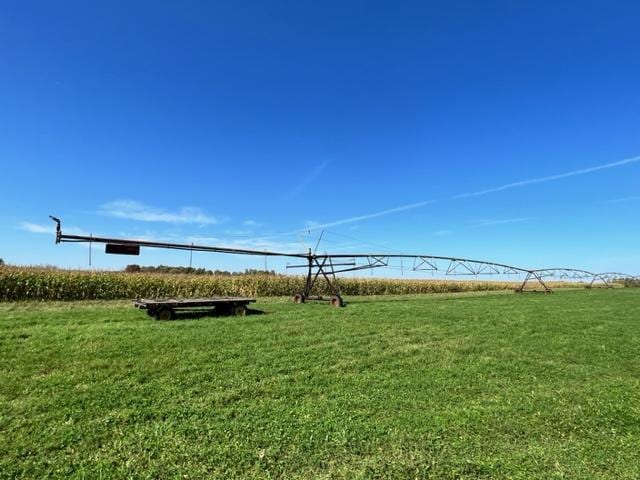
[{"x1": 1, "y1": 1, "x2": 639, "y2": 276}]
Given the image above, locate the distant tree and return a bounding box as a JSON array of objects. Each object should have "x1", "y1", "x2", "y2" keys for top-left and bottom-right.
[
  {"x1": 121, "y1": 264, "x2": 281, "y2": 276},
  {"x1": 0, "y1": 258, "x2": 4, "y2": 266},
  {"x1": 244, "y1": 268, "x2": 277, "y2": 276}
]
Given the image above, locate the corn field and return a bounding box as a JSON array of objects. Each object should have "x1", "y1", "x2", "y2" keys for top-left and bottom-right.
[{"x1": 0, "y1": 265, "x2": 579, "y2": 301}]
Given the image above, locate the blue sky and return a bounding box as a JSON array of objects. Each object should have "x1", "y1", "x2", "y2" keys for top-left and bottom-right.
[{"x1": 1, "y1": 1, "x2": 639, "y2": 276}]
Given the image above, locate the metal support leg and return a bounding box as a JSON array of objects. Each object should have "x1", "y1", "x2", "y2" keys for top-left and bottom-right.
[
  {"x1": 303, "y1": 254, "x2": 313, "y2": 297},
  {"x1": 316, "y1": 259, "x2": 340, "y2": 297},
  {"x1": 532, "y1": 271, "x2": 553, "y2": 293},
  {"x1": 588, "y1": 274, "x2": 611, "y2": 289},
  {"x1": 515, "y1": 271, "x2": 553, "y2": 293}
]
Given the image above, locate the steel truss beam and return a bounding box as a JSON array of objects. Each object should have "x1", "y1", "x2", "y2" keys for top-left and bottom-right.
[{"x1": 531, "y1": 268, "x2": 627, "y2": 290}]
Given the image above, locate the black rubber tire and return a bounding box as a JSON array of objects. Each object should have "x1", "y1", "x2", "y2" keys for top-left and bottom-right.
[
  {"x1": 329, "y1": 295, "x2": 344, "y2": 307},
  {"x1": 233, "y1": 304, "x2": 247, "y2": 316},
  {"x1": 293, "y1": 293, "x2": 305, "y2": 304},
  {"x1": 155, "y1": 307, "x2": 174, "y2": 321}
]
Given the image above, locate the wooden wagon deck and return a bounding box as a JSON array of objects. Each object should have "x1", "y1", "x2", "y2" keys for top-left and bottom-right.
[{"x1": 133, "y1": 297, "x2": 256, "y2": 320}]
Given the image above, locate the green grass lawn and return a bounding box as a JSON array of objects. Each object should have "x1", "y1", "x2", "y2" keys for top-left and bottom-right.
[{"x1": 1, "y1": 289, "x2": 639, "y2": 479}]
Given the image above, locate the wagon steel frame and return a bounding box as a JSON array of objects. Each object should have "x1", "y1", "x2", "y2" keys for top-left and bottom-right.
[{"x1": 133, "y1": 297, "x2": 255, "y2": 320}]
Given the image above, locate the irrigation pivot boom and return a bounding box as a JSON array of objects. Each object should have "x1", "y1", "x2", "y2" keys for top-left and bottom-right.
[{"x1": 50, "y1": 217, "x2": 638, "y2": 306}]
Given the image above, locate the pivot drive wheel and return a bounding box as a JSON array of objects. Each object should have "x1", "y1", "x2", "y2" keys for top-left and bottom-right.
[
  {"x1": 293, "y1": 293, "x2": 305, "y2": 304},
  {"x1": 155, "y1": 307, "x2": 174, "y2": 321},
  {"x1": 233, "y1": 304, "x2": 247, "y2": 316},
  {"x1": 329, "y1": 295, "x2": 344, "y2": 307}
]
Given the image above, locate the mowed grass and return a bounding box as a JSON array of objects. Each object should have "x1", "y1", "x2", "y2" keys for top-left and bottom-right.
[{"x1": 1, "y1": 290, "x2": 639, "y2": 479}]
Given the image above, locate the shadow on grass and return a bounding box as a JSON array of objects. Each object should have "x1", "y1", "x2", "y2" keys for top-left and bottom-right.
[{"x1": 148, "y1": 308, "x2": 265, "y2": 321}]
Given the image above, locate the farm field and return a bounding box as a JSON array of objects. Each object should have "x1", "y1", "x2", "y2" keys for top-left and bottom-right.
[
  {"x1": 0, "y1": 265, "x2": 579, "y2": 301},
  {"x1": 1, "y1": 289, "x2": 639, "y2": 479}
]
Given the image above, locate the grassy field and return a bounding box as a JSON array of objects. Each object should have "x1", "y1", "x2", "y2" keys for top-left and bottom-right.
[{"x1": 1, "y1": 290, "x2": 639, "y2": 479}]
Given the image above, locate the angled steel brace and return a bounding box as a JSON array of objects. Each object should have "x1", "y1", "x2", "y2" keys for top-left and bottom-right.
[
  {"x1": 413, "y1": 256, "x2": 438, "y2": 271},
  {"x1": 587, "y1": 274, "x2": 612, "y2": 289},
  {"x1": 515, "y1": 271, "x2": 553, "y2": 293},
  {"x1": 446, "y1": 260, "x2": 478, "y2": 276}
]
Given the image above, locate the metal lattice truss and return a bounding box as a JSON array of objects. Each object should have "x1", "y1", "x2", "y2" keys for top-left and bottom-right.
[
  {"x1": 49, "y1": 216, "x2": 639, "y2": 304},
  {"x1": 287, "y1": 256, "x2": 638, "y2": 295},
  {"x1": 534, "y1": 270, "x2": 640, "y2": 289}
]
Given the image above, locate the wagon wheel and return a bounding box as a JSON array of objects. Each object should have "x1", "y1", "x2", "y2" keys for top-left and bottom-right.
[
  {"x1": 292, "y1": 293, "x2": 305, "y2": 304},
  {"x1": 155, "y1": 307, "x2": 174, "y2": 321},
  {"x1": 233, "y1": 304, "x2": 247, "y2": 316},
  {"x1": 329, "y1": 295, "x2": 343, "y2": 308}
]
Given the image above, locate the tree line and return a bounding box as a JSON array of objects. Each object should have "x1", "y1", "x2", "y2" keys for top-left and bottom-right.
[{"x1": 124, "y1": 264, "x2": 279, "y2": 276}]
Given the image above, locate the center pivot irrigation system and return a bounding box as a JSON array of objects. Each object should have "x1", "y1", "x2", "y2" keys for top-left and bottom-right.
[{"x1": 50, "y1": 217, "x2": 639, "y2": 306}]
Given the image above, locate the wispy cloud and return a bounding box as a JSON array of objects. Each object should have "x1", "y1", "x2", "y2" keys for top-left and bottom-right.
[
  {"x1": 607, "y1": 195, "x2": 640, "y2": 204},
  {"x1": 453, "y1": 155, "x2": 640, "y2": 199},
  {"x1": 20, "y1": 222, "x2": 52, "y2": 234},
  {"x1": 185, "y1": 235, "x2": 304, "y2": 254},
  {"x1": 300, "y1": 154, "x2": 640, "y2": 231},
  {"x1": 433, "y1": 230, "x2": 453, "y2": 236},
  {"x1": 224, "y1": 229, "x2": 252, "y2": 236},
  {"x1": 243, "y1": 219, "x2": 263, "y2": 227},
  {"x1": 286, "y1": 160, "x2": 330, "y2": 199},
  {"x1": 20, "y1": 222, "x2": 89, "y2": 236},
  {"x1": 473, "y1": 217, "x2": 529, "y2": 227},
  {"x1": 100, "y1": 200, "x2": 218, "y2": 225}
]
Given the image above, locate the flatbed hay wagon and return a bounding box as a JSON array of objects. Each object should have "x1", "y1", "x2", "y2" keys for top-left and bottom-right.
[{"x1": 133, "y1": 297, "x2": 256, "y2": 320}]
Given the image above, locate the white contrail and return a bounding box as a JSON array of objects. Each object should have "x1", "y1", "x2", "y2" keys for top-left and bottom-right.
[
  {"x1": 286, "y1": 160, "x2": 330, "y2": 199},
  {"x1": 607, "y1": 195, "x2": 640, "y2": 204},
  {"x1": 301, "y1": 154, "x2": 640, "y2": 231},
  {"x1": 473, "y1": 217, "x2": 529, "y2": 227},
  {"x1": 304, "y1": 201, "x2": 435, "y2": 230},
  {"x1": 453, "y1": 155, "x2": 640, "y2": 199}
]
